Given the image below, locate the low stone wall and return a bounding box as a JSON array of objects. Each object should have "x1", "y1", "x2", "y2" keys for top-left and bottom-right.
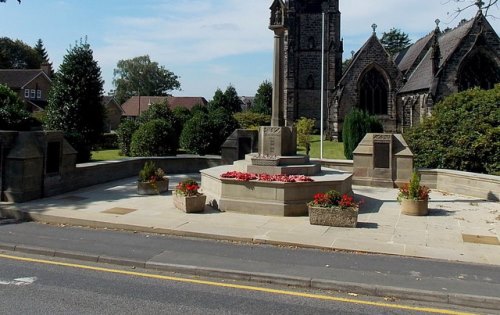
[
  {"x1": 419, "y1": 169, "x2": 499, "y2": 202},
  {"x1": 315, "y1": 159, "x2": 354, "y2": 172},
  {"x1": 315, "y1": 159, "x2": 499, "y2": 201},
  {"x1": 42, "y1": 155, "x2": 221, "y2": 200}
]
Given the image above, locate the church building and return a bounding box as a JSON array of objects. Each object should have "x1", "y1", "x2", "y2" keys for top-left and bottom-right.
[{"x1": 275, "y1": 0, "x2": 500, "y2": 139}]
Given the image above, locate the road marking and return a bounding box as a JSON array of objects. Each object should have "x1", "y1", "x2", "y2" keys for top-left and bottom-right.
[
  {"x1": 0, "y1": 253, "x2": 476, "y2": 315},
  {"x1": 0, "y1": 276, "x2": 37, "y2": 286}
]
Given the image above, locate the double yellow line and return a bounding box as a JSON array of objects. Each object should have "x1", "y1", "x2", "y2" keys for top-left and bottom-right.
[{"x1": 0, "y1": 253, "x2": 476, "y2": 315}]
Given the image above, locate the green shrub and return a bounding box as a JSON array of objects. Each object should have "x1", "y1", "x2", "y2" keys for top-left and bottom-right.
[
  {"x1": 95, "y1": 133, "x2": 118, "y2": 150},
  {"x1": 233, "y1": 111, "x2": 271, "y2": 129},
  {"x1": 180, "y1": 107, "x2": 239, "y2": 155},
  {"x1": 295, "y1": 117, "x2": 316, "y2": 154},
  {"x1": 116, "y1": 119, "x2": 139, "y2": 156},
  {"x1": 0, "y1": 84, "x2": 31, "y2": 130},
  {"x1": 130, "y1": 119, "x2": 178, "y2": 156},
  {"x1": 405, "y1": 85, "x2": 500, "y2": 175},
  {"x1": 342, "y1": 108, "x2": 383, "y2": 159}
]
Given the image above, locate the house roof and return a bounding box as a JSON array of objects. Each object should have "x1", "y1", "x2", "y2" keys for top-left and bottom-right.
[
  {"x1": 399, "y1": 16, "x2": 477, "y2": 93},
  {"x1": 0, "y1": 69, "x2": 51, "y2": 89},
  {"x1": 121, "y1": 96, "x2": 208, "y2": 117},
  {"x1": 102, "y1": 96, "x2": 124, "y2": 114}
]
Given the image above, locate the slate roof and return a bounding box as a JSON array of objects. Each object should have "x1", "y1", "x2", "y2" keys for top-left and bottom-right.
[
  {"x1": 121, "y1": 96, "x2": 208, "y2": 117},
  {"x1": 394, "y1": 32, "x2": 434, "y2": 73},
  {"x1": 399, "y1": 17, "x2": 476, "y2": 93},
  {"x1": 0, "y1": 69, "x2": 50, "y2": 89},
  {"x1": 102, "y1": 96, "x2": 124, "y2": 113}
]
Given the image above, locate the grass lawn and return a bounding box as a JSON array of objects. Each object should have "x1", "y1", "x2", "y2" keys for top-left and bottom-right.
[
  {"x1": 91, "y1": 135, "x2": 345, "y2": 161},
  {"x1": 91, "y1": 149, "x2": 124, "y2": 161},
  {"x1": 297, "y1": 135, "x2": 345, "y2": 160}
]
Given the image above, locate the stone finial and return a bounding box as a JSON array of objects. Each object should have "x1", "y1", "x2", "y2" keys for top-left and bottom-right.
[
  {"x1": 371, "y1": 23, "x2": 377, "y2": 35},
  {"x1": 435, "y1": 19, "x2": 440, "y2": 28},
  {"x1": 476, "y1": 0, "x2": 485, "y2": 9}
]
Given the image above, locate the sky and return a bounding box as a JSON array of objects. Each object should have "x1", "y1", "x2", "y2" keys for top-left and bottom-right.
[{"x1": 1, "y1": 0, "x2": 499, "y2": 100}]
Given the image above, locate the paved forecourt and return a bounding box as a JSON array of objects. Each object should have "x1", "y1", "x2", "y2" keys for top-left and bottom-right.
[{"x1": 1, "y1": 174, "x2": 499, "y2": 266}]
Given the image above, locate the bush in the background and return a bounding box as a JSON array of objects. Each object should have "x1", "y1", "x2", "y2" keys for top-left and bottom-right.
[
  {"x1": 0, "y1": 84, "x2": 31, "y2": 130},
  {"x1": 295, "y1": 117, "x2": 316, "y2": 154},
  {"x1": 116, "y1": 119, "x2": 139, "y2": 156},
  {"x1": 95, "y1": 133, "x2": 119, "y2": 150},
  {"x1": 233, "y1": 111, "x2": 270, "y2": 129},
  {"x1": 342, "y1": 108, "x2": 383, "y2": 159},
  {"x1": 405, "y1": 85, "x2": 500, "y2": 175},
  {"x1": 130, "y1": 119, "x2": 178, "y2": 156},
  {"x1": 180, "y1": 107, "x2": 239, "y2": 155}
]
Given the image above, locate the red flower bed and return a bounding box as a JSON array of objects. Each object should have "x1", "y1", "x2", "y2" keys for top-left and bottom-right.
[{"x1": 221, "y1": 171, "x2": 313, "y2": 183}]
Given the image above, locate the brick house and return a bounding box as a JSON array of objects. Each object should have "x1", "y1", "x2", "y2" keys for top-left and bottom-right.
[
  {"x1": 121, "y1": 96, "x2": 208, "y2": 118},
  {"x1": 0, "y1": 64, "x2": 52, "y2": 112},
  {"x1": 102, "y1": 96, "x2": 123, "y2": 132}
]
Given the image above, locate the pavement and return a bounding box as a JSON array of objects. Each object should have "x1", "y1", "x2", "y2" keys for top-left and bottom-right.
[{"x1": 1, "y1": 173, "x2": 500, "y2": 309}]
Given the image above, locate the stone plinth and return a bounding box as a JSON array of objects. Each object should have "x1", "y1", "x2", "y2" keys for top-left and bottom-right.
[
  {"x1": 353, "y1": 133, "x2": 413, "y2": 188},
  {"x1": 234, "y1": 153, "x2": 321, "y2": 176},
  {"x1": 258, "y1": 126, "x2": 297, "y2": 157},
  {"x1": 201, "y1": 165, "x2": 352, "y2": 216}
]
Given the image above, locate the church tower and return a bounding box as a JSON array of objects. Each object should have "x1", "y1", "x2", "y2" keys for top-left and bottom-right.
[{"x1": 283, "y1": 0, "x2": 343, "y2": 126}]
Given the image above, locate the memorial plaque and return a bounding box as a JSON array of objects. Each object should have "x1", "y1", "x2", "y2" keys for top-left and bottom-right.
[
  {"x1": 46, "y1": 141, "x2": 61, "y2": 174},
  {"x1": 373, "y1": 142, "x2": 390, "y2": 169}
]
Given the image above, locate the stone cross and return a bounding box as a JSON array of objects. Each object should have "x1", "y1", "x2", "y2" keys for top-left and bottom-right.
[{"x1": 371, "y1": 23, "x2": 377, "y2": 34}]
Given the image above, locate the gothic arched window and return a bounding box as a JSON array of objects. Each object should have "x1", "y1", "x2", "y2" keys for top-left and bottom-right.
[
  {"x1": 359, "y1": 68, "x2": 388, "y2": 115},
  {"x1": 458, "y1": 50, "x2": 500, "y2": 91}
]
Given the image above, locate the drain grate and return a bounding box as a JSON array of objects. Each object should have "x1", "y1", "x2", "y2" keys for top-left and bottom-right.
[
  {"x1": 462, "y1": 234, "x2": 500, "y2": 246},
  {"x1": 101, "y1": 207, "x2": 137, "y2": 215}
]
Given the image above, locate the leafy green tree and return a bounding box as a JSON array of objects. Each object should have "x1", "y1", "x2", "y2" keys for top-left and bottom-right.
[
  {"x1": 180, "y1": 107, "x2": 239, "y2": 155},
  {"x1": 0, "y1": 37, "x2": 40, "y2": 69},
  {"x1": 130, "y1": 119, "x2": 178, "y2": 156},
  {"x1": 342, "y1": 108, "x2": 383, "y2": 159},
  {"x1": 252, "y1": 80, "x2": 272, "y2": 115},
  {"x1": 380, "y1": 28, "x2": 411, "y2": 55},
  {"x1": 405, "y1": 85, "x2": 500, "y2": 175},
  {"x1": 44, "y1": 40, "x2": 105, "y2": 163},
  {"x1": 0, "y1": 83, "x2": 31, "y2": 130},
  {"x1": 233, "y1": 111, "x2": 270, "y2": 129},
  {"x1": 208, "y1": 85, "x2": 242, "y2": 113},
  {"x1": 112, "y1": 55, "x2": 181, "y2": 104},
  {"x1": 295, "y1": 117, "x2": 316, "y2": 155},
  {"x1": 116, "y1": 119, "x2": 139, "y2": 156}
]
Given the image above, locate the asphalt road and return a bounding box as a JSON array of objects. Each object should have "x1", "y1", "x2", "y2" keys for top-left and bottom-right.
[
  {"x1": 0, "y1": 221, "x2": 499, "y2": 302},
  {"x1": 0, "y1": 255, "x2": 478, "y2": 315}
]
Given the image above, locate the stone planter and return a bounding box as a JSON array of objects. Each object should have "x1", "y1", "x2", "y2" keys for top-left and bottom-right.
[
  {"x1": 137, "y1": 177, "x2": 169, "y2": 195},
  {"x1": 173, "y1": 194, "x2": 206, "y2": 213},
  {"x1": 401, "y1": 199, "x2": 429, "y2": 216},
  {"x1": 308, "y1": 205, "x2": 358, "y2": 227}
]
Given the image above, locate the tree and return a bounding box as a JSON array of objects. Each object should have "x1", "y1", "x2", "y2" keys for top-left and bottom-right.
[
  {"x1": 0, "y1": 37, "x2": 40, "y2": 69},
  {"x1": 342, "y1": 108, "x2": 383, "y2": 160},
  {"x1": 44, "y1": 39, "x2": 105, "y2": 163},
  {"x1": 208, "y1": 85, "x2": 242, "y2": 113},
  {"x1": 113, "y1": 55, "x2": 181, "y2": 104},
  {"x1": 0, "y1": 84, "x2": 31, "y2": 130},
  {"x1": 34, "y1": 38, "x2": 53, "y2": 76},
  {"x1": 295, "y1": 117, "x2": 316, "y2": 155},
  {"x1": 380, "y1": 28, "x2": 411, "y2": 55},
  {"x1": 447, "y1": 0, "x2": 498, "y2": 17},
  {"x1": 405, "y1": 85, "x2": 500, "y2": 175},
  {"x1": 252, "y1": 80, "x2": 272, "y2": 115}
]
